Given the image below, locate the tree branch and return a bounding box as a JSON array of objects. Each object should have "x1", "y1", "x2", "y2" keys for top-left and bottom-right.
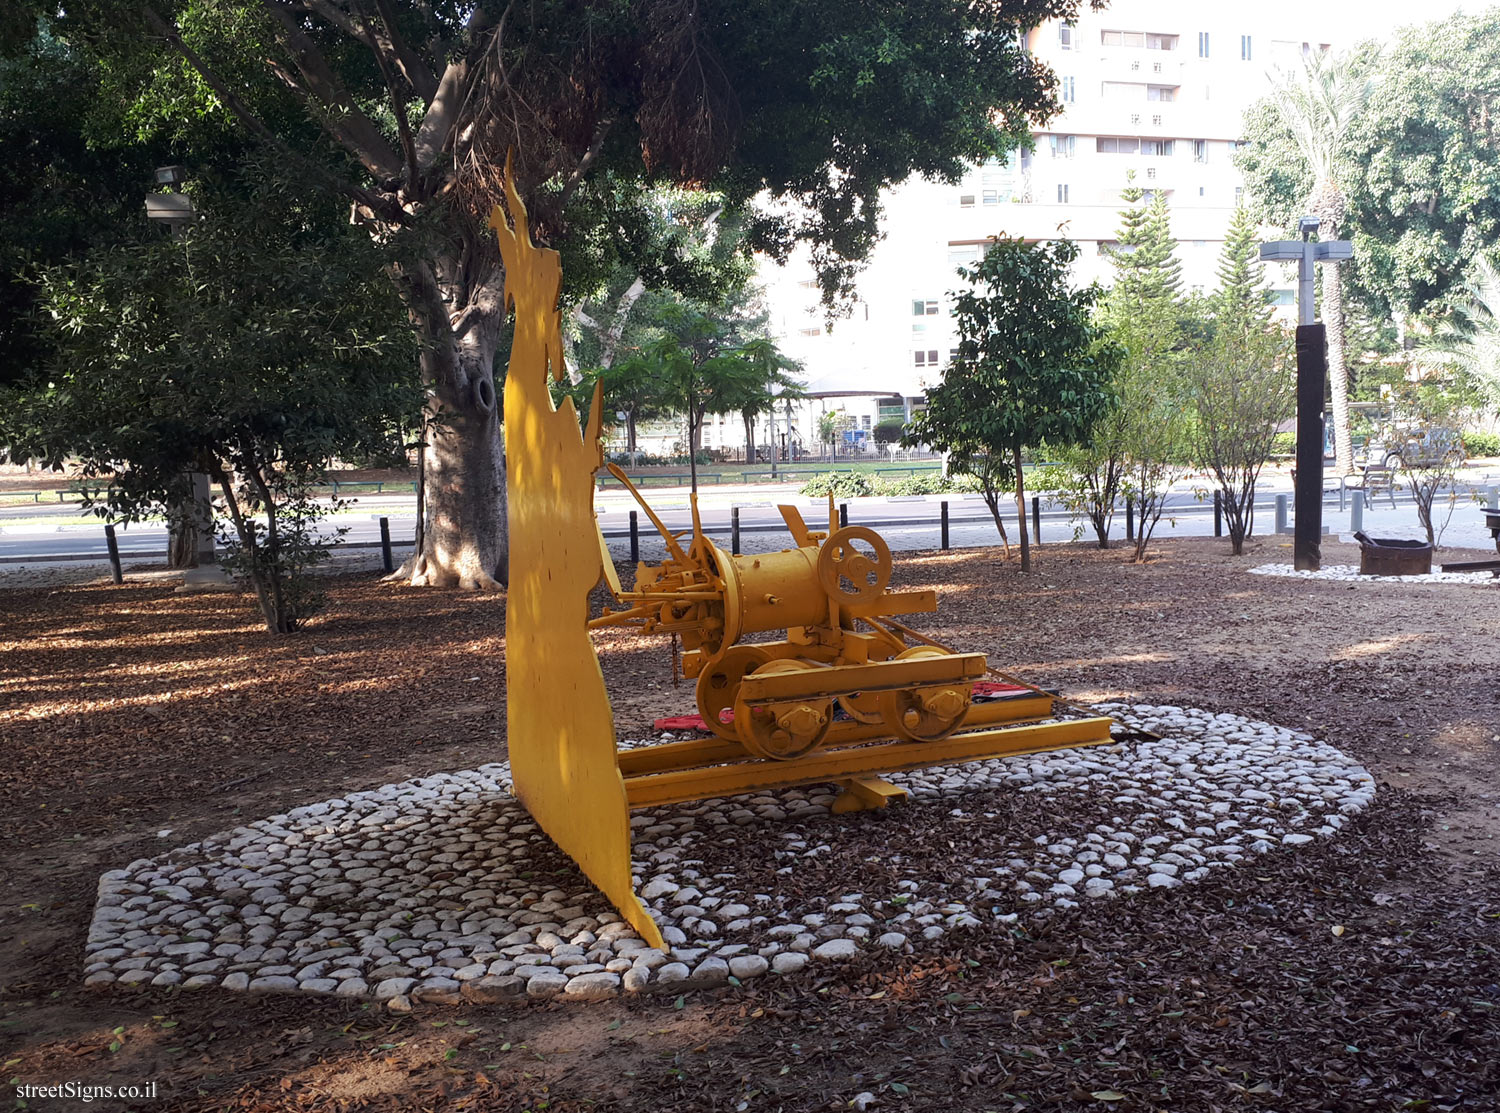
[
  {"x1": 141, "y1": 5, "x2": 409, "y2": 225},
  {"x1": 350, "y1": 0, "x2": 420, "y2": 191},
  {"x1": 413, "y1": 4, "x2": 495, "y2": 170},
  {"x1": 261, "y1": 0, "x2": 403, "y2": 180},
  {"x1": 556, "y1": 118, "x2": 613, "y2": 210}
]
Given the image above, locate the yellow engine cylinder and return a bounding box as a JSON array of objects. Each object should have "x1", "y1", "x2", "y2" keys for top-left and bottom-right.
[{"x1": 710, "y1": 542, "x2": 829, "y2": 644}]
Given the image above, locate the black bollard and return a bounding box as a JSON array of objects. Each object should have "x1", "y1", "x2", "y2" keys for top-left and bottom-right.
[
  {"x1": 1213, "y1": 490, "x2": 1223, "y2": 537},
  {"x1": 731, "y1": 507, "x2": 741, "y2": 555},
  {"x1": 1126, "y1": 496, "x2": 1135, "y2": 541},
  {"x1": 940, "y1": 500, "x2": 950, "y2": 550},
  {"x1": 1031, "y1": 496, "x2": 1041, "y2": 545},
  {"x1": 839, "y1": 502, "x2": 848, "y2": 528},
  {"x1": 379, "y1": 516, "x2": 394, "y2": 573},
  {"x1": 104, "y1": 524, "x2": 123, "y2": 584},
  {"x1": 629, "y1": 510, "x2": 639, "y2": 564}
]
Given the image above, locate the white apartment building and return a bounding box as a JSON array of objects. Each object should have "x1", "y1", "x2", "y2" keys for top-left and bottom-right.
[{"x1": 757, "y1": 0, "x2": 1359, "y2": 454}]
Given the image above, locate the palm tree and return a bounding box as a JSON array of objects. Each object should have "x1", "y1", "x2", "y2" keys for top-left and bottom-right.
[
  {"x1": 1420, "y1": 253, "x2": 1500, "y2": 412},
  {"x1": 1270, "y1": 49, "x2": 1376, "y2": 473}
]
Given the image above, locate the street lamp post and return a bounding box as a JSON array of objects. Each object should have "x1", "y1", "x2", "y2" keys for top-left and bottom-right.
[
  {"x1": 146, "y1": 167, "x2": 228, "y2": 591},
  {"x1": 1260, "y1": 218, "x2": 1354, "y2": 572}
]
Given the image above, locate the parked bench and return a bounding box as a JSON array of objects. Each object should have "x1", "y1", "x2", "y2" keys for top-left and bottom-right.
[{"x1": 1341, "y1": 464, "x2": 1397, "y2": 509}]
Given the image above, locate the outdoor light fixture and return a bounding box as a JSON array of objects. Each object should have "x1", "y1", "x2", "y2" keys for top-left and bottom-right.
[
  {"x1": 1260, "y1": 220, "x2": 1353, "y2": 327},
  {"x1": 154, "y1": 165, "x2": 187, "y2": 187}
]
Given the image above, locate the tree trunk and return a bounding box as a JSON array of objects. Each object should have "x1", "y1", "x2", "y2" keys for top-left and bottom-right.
[
  {"x1": 1324, "y1": 259, "x2": 1354, "y2": 473},
  {"x1": 166, "y1": 510, "x2": 197, "y2": 569},
  {"x1": 981, "y1": 486, "x2": 1012, "y2": 560},
  {"x1": 687, "y1": 397, "x2": 699, "y2": 492},
  {"x1": 1012, "y1": 445, "x2": 1031, "y2": 573},
  {"x1": 626, "y1": 411, "x2": 638, "y2": 454},
  {"x1": 389, "y1": 252, "x2": 508, "y2": 590},
  {"x1": 743, "y1": 412, "x2": 755, "y2": 463}
]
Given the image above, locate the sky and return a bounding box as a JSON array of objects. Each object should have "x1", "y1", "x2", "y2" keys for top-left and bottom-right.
[{"x1": 1312, "y1": 0, "x2": 1482, "y2": 40}]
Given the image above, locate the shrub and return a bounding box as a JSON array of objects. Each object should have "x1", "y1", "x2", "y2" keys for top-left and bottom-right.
[
  {"x1": 873, "y1": 419, "x2": 906, "y2": 444},
  {"x1": 799, "y1": 471, "x2": 877, "y2": 497},
  {"x1": 1270, "y1": 431, "x2": 1296, "y2": 456},
  {"x1": 1464, "y1": 430, "x2": 1500, "y2": 458}
]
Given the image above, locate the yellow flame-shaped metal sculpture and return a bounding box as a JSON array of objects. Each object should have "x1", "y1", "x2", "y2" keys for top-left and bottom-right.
[{"x1": 491, "y1": 168, "x2": 664, "y2": 949}]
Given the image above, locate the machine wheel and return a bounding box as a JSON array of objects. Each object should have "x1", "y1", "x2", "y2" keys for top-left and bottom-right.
[
  {"x1": 877, "y1": 646, "x2": 973, "y2": 742},
  {"x1": 695, "y1": 645, "x2": 773, "y2": 741},
  {"x1": 734, "y1": 659, "x2": 832, "y2": 761},
  {"x1": 838, "y1": 690, "x2": 885, "y2": 724},
  {"x1": 816, "y1": 526, "x2": 893, "y2": 605}
]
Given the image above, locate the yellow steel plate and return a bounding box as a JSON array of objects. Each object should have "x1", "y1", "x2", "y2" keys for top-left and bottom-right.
[{"x1": 494, "y1": 173, "x2": 663, "y2": 949}]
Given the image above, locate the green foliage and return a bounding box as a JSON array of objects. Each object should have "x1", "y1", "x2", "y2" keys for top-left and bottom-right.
[
  {"x1": 1215, "y1": 206, "x2": 1274, "y2": 333},
  {"x1": 1420, "y1": 254, "x2": 1500, "y2": 413},
  {"x1": 797, "y1": 471, "x2": 976, "y2": 498},
  {"x1": 873, "y1": 419, "x2": 905, "y2": 445},
  {"x1": 5, "y1": 166, "x2": 418, "y2": 632},
  {"x1": 1345, "y1": 11, "x2": 1500, "y2": 320},
  {"x1": 1186, "y1": 324, "x2": 1295, "y2": 556},
  {"x1": 1073, "y1": 178, "x2": 1190, "y2": 557},
  {"x1": 1270, "y1": 432, "x2": 1296, "y2": 456},
  {"x1": 1463, "y1": 431, "x2": 1500, "y2": 458},
  {"x1": 906, "y1": 236, "x2": 1118, "y2": 567},
  {"x1": 1381, "y1": 374, "x2": 1474, "y2": 544}
]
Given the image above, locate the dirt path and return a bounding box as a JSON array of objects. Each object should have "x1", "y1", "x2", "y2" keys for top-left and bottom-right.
[{"x1": 1, "y1": 535, "x2": 1496, "y2": 1111}]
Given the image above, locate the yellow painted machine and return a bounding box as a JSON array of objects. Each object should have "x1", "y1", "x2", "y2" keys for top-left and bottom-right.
[
  {"x1": 588, "y1": 469, "x2": 1116, "y2": 813},
  {"x1": 493, "y1": 161, "x2": 1113, "y2": 946}
]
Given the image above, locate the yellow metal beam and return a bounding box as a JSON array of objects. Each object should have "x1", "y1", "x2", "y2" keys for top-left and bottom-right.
[
  {"x1": 622, "y1": 716, "x2": 1116, "y2": 808},
  {"x1": 736, "y1": 652, "x2": 987, "y2": 702},
  {"x1": 832, "y1": 776, "x2": 908, "y2": 813}
]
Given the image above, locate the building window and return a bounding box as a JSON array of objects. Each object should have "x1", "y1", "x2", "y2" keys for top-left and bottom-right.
[
  {"x1": 1241, "y1": 35, "x2": 1252, "y2": 61},
  {"x1": 1272, "y1": 289, "x2": 1296, "y2": 306},
  {"x1": 1198, "y1": 31, "x2": 1209, "y2": 58},
  {"x1": 959, "y1": 193, "x2": 975, "y2": 207},
  {"x1": 913, "y1": 349, "x2": 939, "y2": 367},
  {"x1": 982, "y1": 189, "x2": 999, "y2": 205},
  {"x1": 947, "y1": 243, "x2": 982, "y2": 265},
  {"x1": 1226, "y1": 140, "x2": 1239, "y2": 153},
  {"x1": 861, "y1": 415, "x2": 872, "y2": 430},
  {"x1": 1141, "y1": 139, "x2": 1173, "y2": 156},
  {"x1": 1059, "y1": 23, "x2": 1073, "y2": 50},
  {"x1": 1194, "y1": 138, "x2": 1208, "y2": 163},
  {"x1": 1057, "y1": 183, "x2": 1070, "y2": 203},
  {"x1": 796, "y1": 278, "x2": 817, "y2": 289},
  {"x1": 1102, "y1": 30, "x2": 1144, "y2": 47},
  {"x1": 911, "y1": 299, "x2": 939, "y2": 315},
  {"x1": 1097, "y1": 137, "x2": 1137, "y2": 154},
  {"x1": 1147, "y1": 85, "x2": 1176, "y2": 102},
  {"x1": 949, "y1": 348, "x2": 960, "y2": 362},
  {"x1": 1060, "y1": 76, "x2": 1076, "y2": 102},
  {"x1": 1193, "y1": 240, "x2": 1206, "y2": 248},
  {"x1": 1050, "y1": 134, "x2": 1075, "y2": 158},
  {"x1": 1198, "y1": 186, "x2": 1205, "y2": 196},
  {"x1": 798, "y1": 327, "x2": 821, "y2": 336},
  {"x1": 1146, "y1": 34, "x2": 1177, "y2": 50}
]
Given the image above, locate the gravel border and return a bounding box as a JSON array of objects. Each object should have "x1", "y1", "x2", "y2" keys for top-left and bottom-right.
[
  {"x1": 1248, "y1": 562, "x2": 1498, "y2": 585},
  {"x1": 83, "y1": 705, "x2": 1374, "y2": 1008}
]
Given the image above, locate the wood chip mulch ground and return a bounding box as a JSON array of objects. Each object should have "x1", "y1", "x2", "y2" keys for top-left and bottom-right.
[{"x1": 1, "y1": 534, "x2": 1496, "y2": 1112}]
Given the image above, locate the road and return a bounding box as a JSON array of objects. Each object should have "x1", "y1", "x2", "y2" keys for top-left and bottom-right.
[{"x1": 4, "y1": 474, "x2": 1498, "y2": 564}]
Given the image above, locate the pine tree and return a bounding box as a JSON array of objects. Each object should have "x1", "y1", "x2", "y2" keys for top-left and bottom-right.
[
  {"x1": 1214, "y1": 206, "x2": 1273, "y2": 332},
  {"x1": 1110, "y1": 173, "x2": 1183, "y2": 307}
]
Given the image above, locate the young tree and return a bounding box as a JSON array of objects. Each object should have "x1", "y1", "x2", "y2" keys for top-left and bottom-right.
[
  {"x1": 1187, "y1": 323, "x2": 1294, "y2": 556},
  {"x1": 1383, "y1": 376, "x2": 1474, "y2": 545},
  {"x1": 1081, "y1": 177, "x2": 1188, "y2": 561},
  {"x1": 6, "y1": 172, "x2": 417, "y2": 632},
  {"x1": 1240, "y1": 48, "x2": 1374, "y2": 473},
  {"x1": 45, "y1": 0, "x2": 1082, "y2": 590},
  {"x1": 907, "y1": 236, "x2": 1117, "y2": 573}
]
